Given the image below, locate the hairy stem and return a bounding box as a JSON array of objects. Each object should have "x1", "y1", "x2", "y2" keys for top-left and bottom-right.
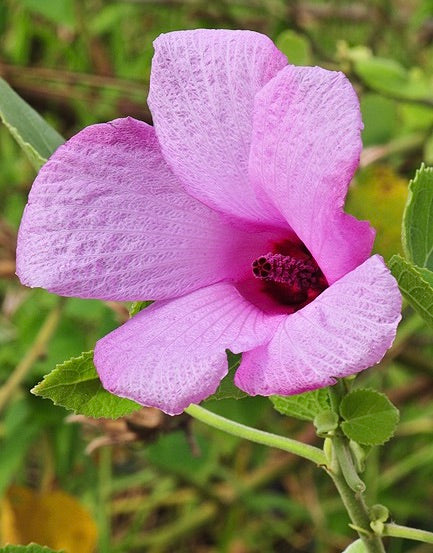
[
  {"x1": 327, "y1": 383, "x2": 385, "y2": 552},
  {"x1": 332, "y1": 435, "x2": 366, "y2": 493},
  {"x1": 328, "y1": 462, "x2": 386, "y2": 553},
  {"x1": 185, "y1": 404, "x2": 326, "y2": 465},
  {"x1": 383, "y1": 524, "x2": 433, "y2": 544}
]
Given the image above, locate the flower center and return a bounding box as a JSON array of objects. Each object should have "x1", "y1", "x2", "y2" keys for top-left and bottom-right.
[{"x1": 251, "y1": 245, "x2": 328, "y2": 312}]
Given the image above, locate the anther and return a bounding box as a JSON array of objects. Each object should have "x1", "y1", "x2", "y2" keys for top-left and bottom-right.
[
  {"x1": 248, "y1": 245, "x2": 328, "y2": 311},
  {"x1": 251, "y1": 253, "x2": 317, "y2": 288}
]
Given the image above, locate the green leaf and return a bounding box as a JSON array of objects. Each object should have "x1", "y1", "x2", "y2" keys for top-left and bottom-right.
[
  {"x1": 423, "y1": 133, "x2": 433, "y2": 165},
  {"x1": 354, "y1": 57, "x2": 432, "y2": 101},
  {"x1": 270, "y1": 389, "x2": 330, "y2": 421},
  {"x1": 32, "y1": 351, "x2": 141, "y2": 419},
  {"x1": 0, "y1": 78, "x2": 64, "y2": 169},
  {"x1": 360, "y1": 94, "x2": 397, "y2": 146},
  {"x1": 275, "y1": 30, "x2": 312, "y2": 65},
  {"x1": 348, "y1": 166, "x2": 407, "y2": 259},
  {"x1": 0, "y1": 546, "x2": 64, "y2": 553},
  {"x1": 313, "y1": 410, "x2": 339, "y2": 436},
  {"x1": 206, "y1": 352, "x2": 247, "y2": 401},
  {"x1": 369, "y1": 504, "x2": 389, "y2": 523},
  {"x1": 400, "y1": 103, "x2": 433, "y2": 132},
  {"x1": 402, "y1": 164, "x2": 433, "y2": 269},
  {"x1": 389, "y1": 254, "x2": 433, "y2": 328},
  {"x1": 418, "y1": 266, "x2": 433, "y2": 286},
  {"x1": 20, "y1": 0, "x2": 76, "y2": 27},
  {"x1": 147, "y1": 431, "x2": 216, "y2": 485},
  {"x1": 340, "y1": 389, "x2": 399, "y2": 446},
  {"x1": 128, "y1": 300, "x2": 153, "y2": 318},
  {"x1": 342, "y1": 540, "x2": 367, "y2": 553},
  {"x1": 0, "y1": 399, "x2": 42, "y2": 495}
]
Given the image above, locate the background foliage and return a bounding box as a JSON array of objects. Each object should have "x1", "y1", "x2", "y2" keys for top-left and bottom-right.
[{"x1": 1, "y1": 1, "x2": 433, "y2": 552}]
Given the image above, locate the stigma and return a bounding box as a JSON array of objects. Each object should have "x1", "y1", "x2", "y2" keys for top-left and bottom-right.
[{"x1": 251, "y1": 251, "x2": 328, "y2": 309}]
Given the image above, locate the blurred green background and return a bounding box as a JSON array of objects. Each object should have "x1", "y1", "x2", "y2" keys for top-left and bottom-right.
[{"x1": 1, "y1": 1, "x2": 433, "y2": 552}]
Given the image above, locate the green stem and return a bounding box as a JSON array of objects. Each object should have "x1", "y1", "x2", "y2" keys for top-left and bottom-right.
[
  {"x1": 332, "y1": 435, "x2": 366, "y2": 493},
  {"x1": 325, "y1": 410, "x2": 384, "y2": 553},
  {"x1": 185, "y1": 404, "x2": 326, "y2": 466},
  {"x1": 383, "y1": 524, "x2": 433, "y2": 544},
  {"x1": 328, "y1": 379, "x2": 347, "y2": 412},
  {"x1": 328, "y1": 465, "x2": 385, "y2": 553}
]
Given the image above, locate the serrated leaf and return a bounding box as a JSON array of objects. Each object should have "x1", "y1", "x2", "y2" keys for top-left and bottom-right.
[
  {"x1": 0, "y1": 79, "x2": 64, "y2": 169},
  {"x1": 402, "y1": 164, "x2": 433, "y2": 269},
  {"x1": 418, "y1": 266, "x2": 433, "y2": 286},
  {"x1": 340, "y1": 389, "x2": 399, "y2": 446},
  {"x1": 270, "y1": 389, "x2": 330, "y2": 421},
  {"x1": 342, "y1": 539, "x2": 367, "y2": 553},
  {"x1": 206, "y1": 351, "x2": 247, "y2": 401},
  {"x1": 389, "y1": 254, "x2": 433, "y2": 328},
  {"x1": 0, "y1": 546, "x2": 64, "y2": 553},
  {"x1": 32, "y1": 351, "x2": 140, "y2": 419}
]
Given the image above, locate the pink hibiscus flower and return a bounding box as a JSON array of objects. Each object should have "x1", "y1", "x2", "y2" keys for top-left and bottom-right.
[{"x1": 16, "y1": 30, "x2": 401, "y2": 415}]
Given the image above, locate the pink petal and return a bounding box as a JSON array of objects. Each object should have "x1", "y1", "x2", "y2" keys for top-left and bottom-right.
[
  {"x1": 17, "y1": 117, "x2": 273, "y2": 301},
  {"x1": 94, "y1": 283, "x2": 283, "y2": 415},
  {"x1": 148, "y1": 29, "x2": 287, "y2": 226},
  {"x1": 249, "y1": 65, "x2": 374, "y2": 284},
  {"x1": 235, "y1": 255, "x2": 401, "y2": 396}
]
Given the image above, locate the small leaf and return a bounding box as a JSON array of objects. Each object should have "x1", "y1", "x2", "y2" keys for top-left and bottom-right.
[
  {"x1": 270, "y1": 389, "x2": 330, "y2": 421},
  {"x1": 342, "y1": 540, "x2": 367, "y2": 553},
  {"x1": 275, "y1": 30, "x2": 312, "y2": 66},
  {"x1": 1, "y1": 486, "x2": 96, "y2": 553},
  {"x1": 369, "y1": 504, "x2": 389, "y2": 523},
  {"x1": 349, "y1": 441, "x2": 370, "y2": 474},
  {"x1": 128, "y1": 300, "x2": 153, "y2": 318},
  {"x1": 340, "y1": 389, "x2": 399, "y2": 446},
  {"x1": 402, "y1": 164, "x2": 433, "y2": 269},
  {"x1": 389, "y1": 255, "x2": 433, "y2": 328},
  {"x1": 32, "y1": 351, "x2": 140, "y2": 419},
  {"x1": 0, "y1": 79, "x2": 64, "y2": 169},
  {"x1": 313, "y1": 410, "x2": 339, "y2": 436},
  {"x1": 206, "y1": 352, "x2": 247, "y2": 401},
  {"x1": 0, "y1": 546, "x2": 64, "y2": 553}
]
